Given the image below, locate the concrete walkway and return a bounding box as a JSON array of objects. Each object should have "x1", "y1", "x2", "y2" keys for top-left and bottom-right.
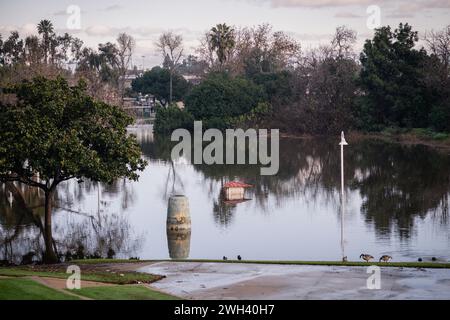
[{"x1": 138, "y1": 262, "x2": 450, "y2": 300}]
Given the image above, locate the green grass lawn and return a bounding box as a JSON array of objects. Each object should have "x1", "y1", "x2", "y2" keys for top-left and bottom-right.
[
  {"x1": 71, "y1": 258, "x2": 450, "y2": 269},
  {"x1": 156, "y1": 259, "x2": 450, "y2": 269},
  {"x1": 0, "y1": 278, "x2": 79, "y2": 300},
  {"x1": 71, "y1": 258, "x2": 143, "y2": 265},
  {"x1": 0, "y1": 268, "x2": 161, "y2": 284},
  {"x1": 69, "y1": 285, "x2": 178, "y2": 300}
]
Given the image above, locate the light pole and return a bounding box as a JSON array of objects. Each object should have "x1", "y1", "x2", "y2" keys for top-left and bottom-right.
[
  {"x1": 339, "y1": 131, "x2": 348, "y2": 261},
  {"x1": 141, "y1": 55, "x2": 145, "y2": 71}
]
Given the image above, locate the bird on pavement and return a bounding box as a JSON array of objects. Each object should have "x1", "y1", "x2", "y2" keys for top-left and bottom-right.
[
  {"x1": 360, "y1": 254, "x2": 374, "y2": 262},
  {"x1": 379, "y1": 255, "x2": 392, "y2": 262}
]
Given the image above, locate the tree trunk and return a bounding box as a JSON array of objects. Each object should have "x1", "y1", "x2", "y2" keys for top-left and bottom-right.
[
  {"x1": 169, "y1": 71, "x2": 173, "y2": 104},
  {"x1": 43, "y1": 190, "x2": 58, "y2": 264}
]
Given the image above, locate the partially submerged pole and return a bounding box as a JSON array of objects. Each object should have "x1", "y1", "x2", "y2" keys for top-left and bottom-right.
[{"x1": 339, "y1": 131, "x2": 348, "y2": 261}]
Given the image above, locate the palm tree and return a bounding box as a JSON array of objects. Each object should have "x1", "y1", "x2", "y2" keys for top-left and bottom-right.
[
  {"x1": 209, "y1": 23, "x2": 235, "y2": 69},
  {"x1": 37, "y1": 19, "x2": 54, "y2": 64}
]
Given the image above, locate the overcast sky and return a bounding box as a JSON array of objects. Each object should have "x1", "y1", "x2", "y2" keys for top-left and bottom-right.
[{"x1": 1, "y1": 0, "x2": 449, "y2": 67}]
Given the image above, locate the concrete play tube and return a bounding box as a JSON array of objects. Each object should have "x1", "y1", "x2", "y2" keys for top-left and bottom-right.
[{"x1": 166, "y1": 195, "x2": 191, "y2": 259}]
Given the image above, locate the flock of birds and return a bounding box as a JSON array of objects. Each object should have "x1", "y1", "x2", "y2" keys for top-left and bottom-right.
[
  {"x1": 223, "y1": 255, "x2": 241, "y2": 261},
  {"x1": 357, "y1": 254, "x2": 439, "y2": 263},
  {"x1": 222, "y1": 254, "x2": 439, "y2": 263},
  {"x1": 358, "y1": 254, "x2": 392, "y2": 262},
  {"x1": 222, "y1": 254, "x2": 395, "y2": 262}
]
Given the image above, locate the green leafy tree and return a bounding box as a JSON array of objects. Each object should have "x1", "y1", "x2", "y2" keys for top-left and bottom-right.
[
  {"x1": 131, "y1": 66, "x2": 190, "y2": 104},
  {"x1": 98, "y1": 42, "x2": 120, "y2": 84},
  {"x1": 24, "y1": 35, "x2": 42, "y2": 65},
  {"x1": 185, "y1": 73, "x2": 267, "y2": 128},
  {"x1": 154, "y1": 105, "x2": 194, "y2": 134},
  {"x1": 358, "y1": 23, "x2": 431, "y2": 130},
  {"x1": 2, "y1": 31, "x2": 24, "y2": 65},
  {"x1": 0, "y1": 77, "x2": 147, "y2": 263},
  {"x1": 424, "y1": 25, "x2": 450, "y2": 132}
]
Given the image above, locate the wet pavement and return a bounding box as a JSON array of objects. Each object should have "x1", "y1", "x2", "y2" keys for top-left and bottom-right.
[{"x1": 138, "y1": 262, "x2": 450, "y2": 300}]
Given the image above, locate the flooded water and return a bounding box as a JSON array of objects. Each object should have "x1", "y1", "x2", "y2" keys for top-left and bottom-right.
[{"x1": 1, "y1": 125, "x2": 449, "y2": 263}]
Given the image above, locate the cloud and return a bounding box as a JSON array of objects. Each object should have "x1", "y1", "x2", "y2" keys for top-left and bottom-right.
[
  {"x1": 334, "y1": 11, "x2": 362, "y2": 18},
  {"x1": 267, "y1": 0, "x2": 374, "y2": 8},
  {"x1": 385, "y1": 13, "x2": 415, "y2": 19},
  {"x1": 0, "y1": 23, "x2": 38, "y2": 37},
  {"x1": 53, "y1": 9, "x2": 67, "y2": 16},
  {"x1": 85, "y1": 25, "x2": 114, "y2": 36},
  {"x1": 384, "y1": 0, "x2": 450, "y2": 18},
  {"x1": 252, "y1": 0, "x2": 450, "y2": 10},
  {"x1": 423, "y1": 0, "x2": 450, "y2": 8},
  {"x1": 82, "y1": 25, "x2": 200, "y2": 43},
  {"x1": 53, "y1": 8, "x2": 86, "y2": 16},
  {"x1": 103, "y1": 4, "x2": 122, "y2": 11}
]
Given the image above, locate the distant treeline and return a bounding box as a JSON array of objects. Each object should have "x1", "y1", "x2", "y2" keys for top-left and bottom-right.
[
  {"x1": 149, "y1": 23, "x2": 449, "y2": 135},
  {"x1": 1, "y1": 20, "x2": 449, "y2": 134}
]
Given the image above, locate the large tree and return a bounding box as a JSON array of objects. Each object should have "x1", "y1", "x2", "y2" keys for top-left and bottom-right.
[
  {"x1": 0, "y1": 77, "x2": 147, "y2": 263},
  {"x1": 116, "y1": 33, "x2": 135, "y2": 100},
  {"x1": 37, "y1": 19, "x2": 54, "y2": 64},
  {"x1": 209, "y1": 23, "x2": 235, "y2": 70},
  {"x1": 358, "y1": 23, "x2": 431, "y2": 129},
  {"x1": 1, "y1": 31, "x2": 23, "y2": 65},
  {"x1": 156, "y1": 32, "x2": 184, "y2": 103},
  {"x1": 424, "y1": 25, "x2": 450, "y2": 132},
  {"x1": 131, "y1": 66, "x2": 190, "y2": 104},
  {"x1": 185, "y1": 73, "x2": 267, "y2": 128}
]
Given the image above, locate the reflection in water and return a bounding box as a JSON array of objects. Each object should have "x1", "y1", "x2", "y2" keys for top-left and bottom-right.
[
  {"x1": 56, "y1": 212, "x2": 143, "y2": 261},
  {"x1": 0, "y1": 182, "x2": 45, "y2": 263},
  {"x1": 143, "y1": 134, "x2": 450, "y2": 239},
  {"x1": 166, "y1": 195, "x2": 191, "y2": 259},
  {"x1": 352, "y1": 142, "x2": 450, "y2": 239},
  {"x1": 167, "y1": 229, "x2": 191, "y2": 259},
  {"x1": 213, "y1": 193, "x2": 237, "y2": 227},
  {"x1": 141, "y1": 129, "x2": 450, "y2": 260},
  {"x1": 0, "y1": 180, "x2": 143, "y2": 264},
  {"x1": 339, "y1": 131, "x2": 349, "y2": 262},
  {"x1": 1, "y1": 125, "x2": 450, "y2": 262}
]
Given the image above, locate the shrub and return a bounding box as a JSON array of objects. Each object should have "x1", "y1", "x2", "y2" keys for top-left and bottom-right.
[
  {"x1": 154, "y1": 105, "x2": 194, "y2": 135},
  {"x1": 185, "y1": 73, "x2": 267, "y2": 129}
]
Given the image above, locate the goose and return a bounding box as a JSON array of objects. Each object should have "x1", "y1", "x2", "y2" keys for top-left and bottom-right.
[
  {"x1": 379, "y1": 255, "x2": 392, "y2": 262},
  {"x1": 360, "y1": 254, "x2": 374, "y2": 262},
  {"x1": 237, "y1": 255, "x2": 242, "y2": 261},
  {"x1": 223, "y1": 256, "x2": 227, "y2": 261},
  {"x1": 342, "y1": 256, "x2": 348, "y2": 262}
]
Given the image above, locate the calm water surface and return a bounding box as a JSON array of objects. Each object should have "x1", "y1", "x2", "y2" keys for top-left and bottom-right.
[{"x1": 1, "y1": 125, "x2": 449, "y2": 262}]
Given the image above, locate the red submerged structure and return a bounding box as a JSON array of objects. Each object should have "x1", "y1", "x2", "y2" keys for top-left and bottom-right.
[{"x1": 222, "y1": 181, "x2": 253, "y2": 202}]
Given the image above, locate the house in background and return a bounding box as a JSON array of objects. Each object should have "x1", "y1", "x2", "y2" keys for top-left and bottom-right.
[{"x1": 182, "y1": 74, "x2": 202, "y2": 85}]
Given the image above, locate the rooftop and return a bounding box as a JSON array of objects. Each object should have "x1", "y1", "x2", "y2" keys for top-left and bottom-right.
[{"x1": 223, "y1": 181, "x2": 253, "y2": 188}]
